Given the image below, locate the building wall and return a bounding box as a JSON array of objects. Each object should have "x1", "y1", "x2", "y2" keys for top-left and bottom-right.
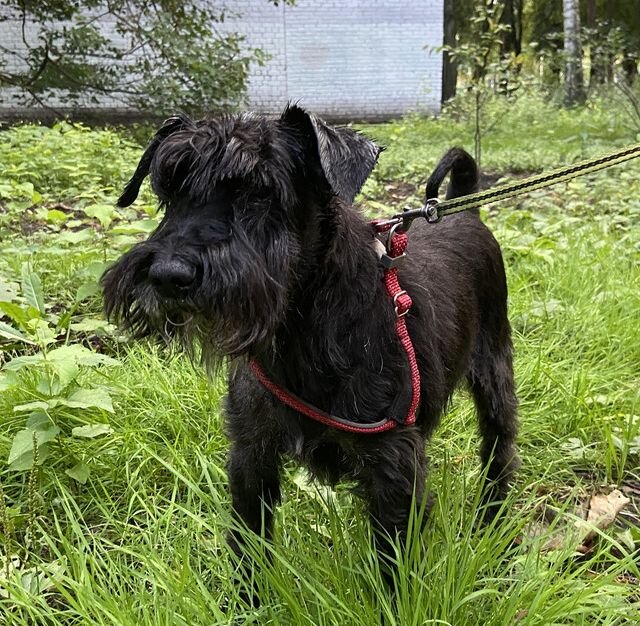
[
  {"x1": 0, "y1": 0, "x2": 443, "y2": 121},
  {"x1": 238, "y1": 0, "x2": 443, "y2": 119}
]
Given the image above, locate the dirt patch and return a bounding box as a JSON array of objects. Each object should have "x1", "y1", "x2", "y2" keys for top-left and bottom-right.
[
  {"x1": 381, "y1": 180, "x2": 421, "y2": 203},
  {"x1": 480, "y1": 170, "x2": 540, "y2": 190}
]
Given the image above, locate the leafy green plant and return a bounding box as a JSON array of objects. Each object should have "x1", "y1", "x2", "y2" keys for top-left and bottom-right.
[
  {"x1": 0, "y1": 181, "x2": 43, "y2": 215},
  {"x1": 0, "y1": 435, "x2": 68, "y2": 606},
  {"x1": 2, "y1": 337, "x2": 119, "y2": 473},
  {"x1": 0, "y1": 122, "x2": 145, "y2": 207},
  {"x1": 439, "y1": 0, "x2": 523, "y2": 168},
  {"x1": 0, "y1": 263, "x2": 110, "y2": 349},
  {"x1": 1, "y1": 263, "x2": 119, "y2": 480}
]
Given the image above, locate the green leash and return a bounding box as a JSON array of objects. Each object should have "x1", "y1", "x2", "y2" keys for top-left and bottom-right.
[{"x1": 397, "y1": 143, "x2": 640, "y2": 228}]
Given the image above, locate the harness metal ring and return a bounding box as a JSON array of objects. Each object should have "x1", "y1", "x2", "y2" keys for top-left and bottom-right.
[{"x1": 387, "y1": 221, "x2": 404, "y2": 253}]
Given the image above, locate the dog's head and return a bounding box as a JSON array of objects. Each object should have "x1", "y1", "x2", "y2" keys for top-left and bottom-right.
[{"x1": 101, "y1": 105, "x2": 380, "y2": 368}]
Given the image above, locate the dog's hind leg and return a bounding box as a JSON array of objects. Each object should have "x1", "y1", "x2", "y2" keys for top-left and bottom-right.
[{"x1": 467, "y1": 318, "x2": 519, "y2": 517}]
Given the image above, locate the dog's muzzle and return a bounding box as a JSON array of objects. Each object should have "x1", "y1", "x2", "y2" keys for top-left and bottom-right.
[{"x1": 148, "y1": 258, "x2": 196, "y2": 299}]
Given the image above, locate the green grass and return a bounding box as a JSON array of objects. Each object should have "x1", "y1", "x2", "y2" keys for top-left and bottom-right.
[{"x1": 1, "y1": 94, "x2": 639, "y2": 624}]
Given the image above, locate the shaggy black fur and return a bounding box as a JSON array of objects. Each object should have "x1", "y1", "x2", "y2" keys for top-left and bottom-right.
[{"x1": 102, "y1": 105, "x2": 518, "y2": 594}]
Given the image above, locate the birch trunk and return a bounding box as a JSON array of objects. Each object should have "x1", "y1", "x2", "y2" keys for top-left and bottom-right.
[{"x1": 563, "y1": 0, "x2": 586, "y2": 105}]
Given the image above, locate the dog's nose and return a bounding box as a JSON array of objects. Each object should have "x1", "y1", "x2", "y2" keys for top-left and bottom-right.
[{"x1": 148, "y1": 259, "x2": 196, "y2": 298}]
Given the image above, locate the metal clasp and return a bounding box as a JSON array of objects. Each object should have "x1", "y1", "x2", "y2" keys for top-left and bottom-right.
[
  {"x1": 380, "y1": 253, "x2": 405, "y2": 269},
  {"x1": 424, "y1": 198, "x2": 440, "y2": 224}
]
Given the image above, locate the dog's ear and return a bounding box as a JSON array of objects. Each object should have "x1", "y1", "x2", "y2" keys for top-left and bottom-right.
[
  {"x1": 117, "y1": 114, "x2": 190, "y2": 207},
  {"x1": 281, "y1": 104, "x2": 381, "y2": 204}
]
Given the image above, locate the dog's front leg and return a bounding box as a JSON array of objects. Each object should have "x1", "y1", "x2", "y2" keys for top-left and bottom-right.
[
  {"x1": 355, "y1": 432, "x2": 427, "y2": 582},
  {"x1": 227, "y1": 441, "x2": 281, "y2": 550},
  {"x1": 226, "y1": 441, "x2": 281, "y2": 603}
]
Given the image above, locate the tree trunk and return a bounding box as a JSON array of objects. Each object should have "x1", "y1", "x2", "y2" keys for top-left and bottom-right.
[
  {"x1": 585, "y1": 0, "x2": 605, "y2": 87},
  {"x1": 622, "y1": 53, "x2": 639, "y2": 85},
  {"x1": 500, "y1": 0, "x2": 523, "y2": 58},
  {"x1": 497, "y1": 0, "x2": 523, "y2": 94},
  {"x1": 563, "y1": 0, "x2": 586, "y2": 105},
  {"x1": 441, "y1": 0, "x2": 457, "y2": 103}
]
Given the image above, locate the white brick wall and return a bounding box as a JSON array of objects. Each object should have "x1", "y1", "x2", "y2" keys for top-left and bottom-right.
[
  {"x1": 235, "y1": 0, "x2": 443, "y2": 119},
  {"x1": 0, "y1": 0, "x2": 443, "y2": 120}
]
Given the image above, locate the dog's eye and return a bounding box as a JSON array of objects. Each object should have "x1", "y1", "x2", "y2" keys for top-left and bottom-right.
[
  {"x1": 253, "y1": 188, "x2": 272, "y2": 201},
  {"x1": 231, "y1": 192, "x2": 270, "y2": 214},
  {"x1": 235, "y1": 184, "x2": 270, "y2": 203},
  {"x1": 202, "y1": 222, "x2": 232, "y2": 241}
]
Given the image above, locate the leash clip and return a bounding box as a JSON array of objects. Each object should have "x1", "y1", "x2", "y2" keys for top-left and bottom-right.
[{"x1": 398, "y1": 198, "x2": 440, "y2": 229}]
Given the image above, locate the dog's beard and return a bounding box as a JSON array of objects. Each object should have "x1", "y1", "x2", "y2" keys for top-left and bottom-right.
[{"x1": 102, "y1": 224, "x2": 293, "y2": 373}]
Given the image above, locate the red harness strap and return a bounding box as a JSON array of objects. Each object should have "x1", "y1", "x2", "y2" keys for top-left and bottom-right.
[{"x1": 249, "y1": 223, "x2": 421, "y2": 434}]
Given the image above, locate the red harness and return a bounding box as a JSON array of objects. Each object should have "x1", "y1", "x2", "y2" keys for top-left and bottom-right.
[{"x1": 249, "y1": 221, "x2": 421, "y2": 434}]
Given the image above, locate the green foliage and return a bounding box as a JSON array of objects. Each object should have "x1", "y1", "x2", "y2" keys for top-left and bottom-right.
[
  {"x1": 0, "y1": 126, "x2": 153, "y2": 489},
  {"x1": 524, "y1": 0, "x2": 563, "y2": 53},
  {"x1": 0, "y1": 263, "x2": 119, "y2": 479},
  {"x1": 1, "y1": 101, "x2": 639, "y2": 622},
  {"x1": 445, "y1": 0, "x2": 514, "y2": 83},
  {"x1": 0, "y1": 1, "x2": 273, "y2": 113},
  {"x1": 0, "y1": 122, "x2": 144, "y2": 204},
  {"x1": 586, "y1": 0, "x2": 640, "y2": 50}
]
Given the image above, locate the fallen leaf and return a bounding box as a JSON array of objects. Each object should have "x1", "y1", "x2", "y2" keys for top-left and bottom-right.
[
  {"x1": 530, "y1": 488, "x2": 631, "y2": 555},
  {"x1": 575, "y1": 489, "x2": 631, "y2": 552}
]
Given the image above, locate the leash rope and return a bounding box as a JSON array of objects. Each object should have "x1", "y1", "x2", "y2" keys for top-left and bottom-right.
[{"x1": 399, "y1": 143, "x2": 640, "y2": 227}]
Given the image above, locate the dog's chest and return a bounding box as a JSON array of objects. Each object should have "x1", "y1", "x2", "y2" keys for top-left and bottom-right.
[{"x1": 283, "y1": 427, "x2": 355, "y2": 485}]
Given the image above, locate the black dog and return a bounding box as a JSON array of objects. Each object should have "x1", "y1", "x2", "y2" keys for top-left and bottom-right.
[{"x1": 102, "y1": 105, "x2": 518, "y2": 588}]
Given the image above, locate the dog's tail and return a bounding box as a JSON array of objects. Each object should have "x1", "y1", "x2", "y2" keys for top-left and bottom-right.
[{"x1": 425, "y1": 147, "x2": 479, "y2": 205}]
